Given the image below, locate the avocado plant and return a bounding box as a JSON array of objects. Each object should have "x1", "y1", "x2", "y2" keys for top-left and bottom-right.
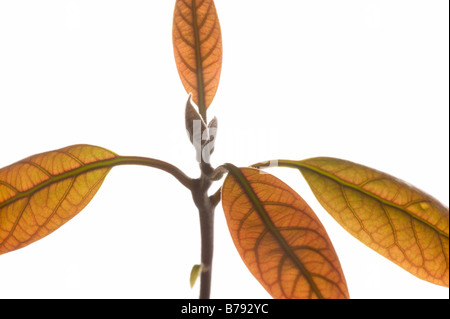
[{"x1": 0, "y1": 1, "x2": 448, "y2": 299}]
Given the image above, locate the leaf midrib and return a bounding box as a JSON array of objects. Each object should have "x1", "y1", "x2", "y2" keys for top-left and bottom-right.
[
  {"x1": 224, "y1": 164, "x2": 325, "y2": 299},
  {"x1": 191, "y1": 0, "x2": 206, "y2": 120},
  {"x1": 278, "y1": 160, "x2": 449, "y2": 239},
  {"x1": 0, "y1": 156, "x2": 175, "y2": 210}
]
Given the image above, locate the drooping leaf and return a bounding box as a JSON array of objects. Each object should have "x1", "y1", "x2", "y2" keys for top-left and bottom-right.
[
  {"x1": 0, "y1": 145, "x2": 117, "y2": 255},
  {"x1": 273, "y1": 158, "x2": 449, "y2": 287},
  {"x1": 173, "y1": 0, "x2": 223, "y2": 119},
  {"x1": 0, "y1": 144, "x2": 194, "y2": 256},
  {"x1": 221, "y1": 164, "x2": 349, "y2": 299}
]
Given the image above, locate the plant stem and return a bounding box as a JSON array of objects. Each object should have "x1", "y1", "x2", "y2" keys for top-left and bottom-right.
[
  {"x1": 198, "y1": 202, "x2": 214, "y2": 299},
  {"x1": 118, "y1": 156, "x2": 219, "y2": 298},
  {"x1": 115, "y1": 156, "x2": 195, "y2": 190},
  {"x1": 191, "y1": 163, "x2": 216, "y2": 299}
]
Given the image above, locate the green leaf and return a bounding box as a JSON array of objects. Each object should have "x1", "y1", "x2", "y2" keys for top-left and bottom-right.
[{"x1": 190, "y1": 264, "x2": 202, "y2": 288}]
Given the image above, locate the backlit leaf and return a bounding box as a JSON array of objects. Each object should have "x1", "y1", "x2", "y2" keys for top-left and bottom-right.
[
  {"x1": 221, "y1": 165, "x2": 349, "y2": 299},
  {"x1": 173, "y1": 0, "x2": 223, "y2": 119},
  {"x1": 275, "y1": 158, "x2": 449, "y2": 287},
  {"x1": 0, "y1": 145, "x2": 117, "y2": 255},
  {"x1": 0, "y1": 144, "x2": 193, "y2": 256}
]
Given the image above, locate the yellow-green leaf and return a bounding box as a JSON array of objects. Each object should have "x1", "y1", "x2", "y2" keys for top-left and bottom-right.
[
  {"x1": 0, "y1": 145, "x2": 193, "y2": 256},
  {"x1": 0, "y1": 145, "x2": 117, "y2": 255},
  {"x1": 190, "y1": 264, "x2": 202, "y2": 288},
  {"x1": 221, "y1": 164, "x2": 349, "y2": 299},
  {"x1": 275, "y1": 158, "x2": 449, "y2": 287}
]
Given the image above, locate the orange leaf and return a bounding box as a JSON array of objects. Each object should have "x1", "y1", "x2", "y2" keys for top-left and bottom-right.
[
  {"x1": 221, "y1": 165, "x2": 349, "y2": 299},
  {"x1": 275, "y1": 158, "x2": 449, "y2": 287},
  {"x1": 0, "y1": 145, "x2": 117, "y2": 255},
  {"x1": 0, "y1": 144, "x2": 193, "y2": 256},
  {"x1": 173, "y1": 0, "x2": 223, "y2": 119}
]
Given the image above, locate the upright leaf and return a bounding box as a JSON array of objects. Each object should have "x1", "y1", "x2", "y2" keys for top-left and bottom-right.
[
  {"x1": 221, "y1": 165, "x2": 349, "y2": 299},
  {"x1": 274, "y1": 158, "x2": 449, "y2": 287},
  {"x1": 190, "y1": 264, "x2": 202, "y2": 288},
  {"x1": 185, "y1": 94, "x2": 208, "y2": 146},
  {"x1": 173, "y1": 0, "x2": 223, "y2": 119}
]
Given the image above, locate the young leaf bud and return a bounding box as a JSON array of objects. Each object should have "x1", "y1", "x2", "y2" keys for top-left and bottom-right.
[{"x1": 185, "y1": 95, "x2": 207, "y2": 162}]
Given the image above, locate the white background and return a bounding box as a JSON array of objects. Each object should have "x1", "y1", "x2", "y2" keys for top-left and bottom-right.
[{"x1": 0, "y1": 1, "x2": 448, "y2": 299}]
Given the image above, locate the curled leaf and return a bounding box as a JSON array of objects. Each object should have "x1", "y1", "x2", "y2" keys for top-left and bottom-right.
[
  {"x1": 221, "y1": 165, "x2": 349, "y2": 299},
  {"x1": 173, "y1": 0, "x2": 223, "y2": 119},
  {"x1": 185, "y1": 95, "x2": 217, "y2": 163},
  {"x1": 207, "y1": 116, "x2": 218, "y2": 156},
  {"x1": 276, "y1": 158, "x2": 449, "y2": 287},
  {"x1": 185, "y1": 94, "x2": 207, "y2": 162}
]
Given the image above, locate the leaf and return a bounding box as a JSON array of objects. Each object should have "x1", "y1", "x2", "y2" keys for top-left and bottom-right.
[
  {"x1": 0, "y1": 145, "x2": 117, "y2": 255},
  {"x1": 0, "y1": 144, "x2": 193, "y2": 256},
  {"x1": 275, "y1": 158, "x2": 449, "y2": 287},
  {"x1": 207, "y1": 115, "x2": 218, "y2": 156},
  {"x1": 173, "y1": 0, "x2": 223, "y2": 119},
  {"x1": 221, "y1": 164, "x2": 349, "y2": 299},
  {"x1": 190, "y1": 264, "x2": 202, "y2": 288},
  {"x1": 185, "y1": 94, "x2": 208, "y2": 146}
]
